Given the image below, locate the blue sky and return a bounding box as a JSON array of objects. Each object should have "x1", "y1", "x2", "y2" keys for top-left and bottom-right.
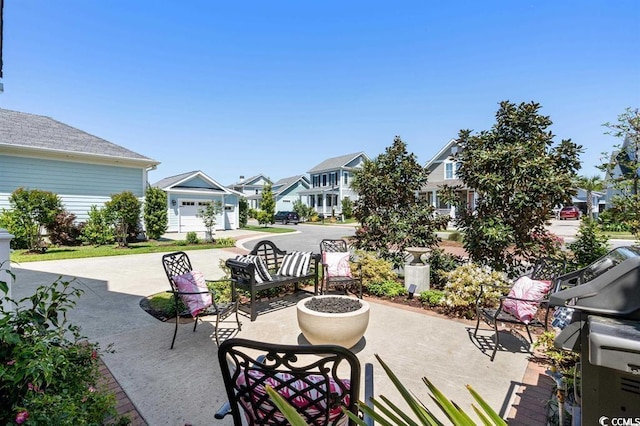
[{"x1": 2, "y1": 1, "x2": 639, "y2": 185}]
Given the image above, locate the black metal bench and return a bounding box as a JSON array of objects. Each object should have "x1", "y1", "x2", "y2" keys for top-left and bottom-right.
[{"x1": 226, "y1": 240, "x2": 320, "y2": 321}]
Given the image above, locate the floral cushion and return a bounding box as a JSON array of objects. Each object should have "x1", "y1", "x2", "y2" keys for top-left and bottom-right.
[
  {"x1": 277, "y1": 251, "x2": 312, "y2": 277},
  {"x1": 236, "y1": 368, "x2": 350, "y2": 425},
  {"x1": 502, "y1": 276, "x2": 553, "y2": 324},
  {"x1": 171, "y1": 270, "x2": 212, "y2": 317},
  {"x1": 323, "y1": 252, "x2": 352, "y2": 278}
]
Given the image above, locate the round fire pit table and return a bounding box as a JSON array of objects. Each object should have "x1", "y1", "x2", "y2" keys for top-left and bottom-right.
[{"x1": 296, "y1": 295, "x2": 370, "y2": 348}]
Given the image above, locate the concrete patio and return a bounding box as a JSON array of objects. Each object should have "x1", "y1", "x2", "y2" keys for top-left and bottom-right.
[{"x1": 11, "y1": 247, "x2": 541, "y2": 425}]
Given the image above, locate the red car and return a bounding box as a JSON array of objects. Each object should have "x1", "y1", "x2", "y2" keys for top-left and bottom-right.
[{"x1": 559, "y1": 206, "x2": 581, "y2": 220}]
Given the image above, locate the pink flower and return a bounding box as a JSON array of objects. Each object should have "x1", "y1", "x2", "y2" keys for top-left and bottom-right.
[
  {"x1": 91, "y1": 350, "x2": 98, "y2": 360},
  {"x1": 88, "y1": 386, "x2": 96, "y2": 393},
  {"x1": 6, "y1": 360, "x2": 16, "y2": 365},
  {"x1": 15, "y1": 411, "x2": 29, "y2": 424},
  {"x1": 27, "y1": 383, "x2": 43, "y2": 393}
]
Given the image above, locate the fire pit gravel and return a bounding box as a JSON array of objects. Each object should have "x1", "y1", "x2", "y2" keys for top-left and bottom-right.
[{"x1": 304, "y1": 296, "x2": 362, "y2": 314}]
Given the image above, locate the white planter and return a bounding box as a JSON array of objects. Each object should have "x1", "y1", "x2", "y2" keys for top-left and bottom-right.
[{"x1": 296, "y1": 295, "x2": 370, "y2": 348}]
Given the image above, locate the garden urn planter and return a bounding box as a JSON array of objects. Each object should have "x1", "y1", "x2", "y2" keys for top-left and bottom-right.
[{"x1": 296, "y1": 295, "x2": 370, "y2": 348}]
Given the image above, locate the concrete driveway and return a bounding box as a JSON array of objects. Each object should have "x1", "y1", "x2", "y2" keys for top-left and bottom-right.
[{"x1": 10, "y1": 241, "x2": 531, "y2": 425}]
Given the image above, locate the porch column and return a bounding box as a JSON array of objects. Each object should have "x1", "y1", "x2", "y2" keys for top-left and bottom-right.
[{"x1": 0, "y1": 228, "x2": 14, "y2": 309}]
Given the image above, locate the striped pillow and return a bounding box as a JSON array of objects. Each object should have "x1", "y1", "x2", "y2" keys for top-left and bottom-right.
[
  {"x1": 235, "y1": 255, "x2": 272, "y2": 282},
  {"x1": 277, "y1": 251, "x2": 312, "y2": 277}
]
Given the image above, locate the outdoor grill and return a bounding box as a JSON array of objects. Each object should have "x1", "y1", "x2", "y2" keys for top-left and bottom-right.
[{"x1": 550, "y1": 246, "x2": 640, "y2": 425}]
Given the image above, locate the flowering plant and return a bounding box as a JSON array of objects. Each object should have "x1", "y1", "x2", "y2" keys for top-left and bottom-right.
[
  {"x1": 442, "y1": 262, "x2": 510, "y2": 317},
  {"x1": 0, "y1": 272, "x2": 126, "y2": 425}
]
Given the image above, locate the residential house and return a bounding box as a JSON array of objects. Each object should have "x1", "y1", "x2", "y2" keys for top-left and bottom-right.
[
  {"x1": 420, "y1": 139, "x2": 474, "y2": 218},
  {"x1": 299, "y1": 152, "x2": 369, "y2": 217},
  {"x1": 0, "y1": 108, "x2": 159, "y2": 222},
  {"x1": 603, "y1": 136, "x2": 639, "y2": 209},
  {"x1": 228, "y1": 174, "x2": 272, "y2": 210},
  {"x1": 272, "y1": 175, "x2": 310, "y2": 212},
  {"x1": 153, "y1": 171, "x2": 241, "y2": 233}
]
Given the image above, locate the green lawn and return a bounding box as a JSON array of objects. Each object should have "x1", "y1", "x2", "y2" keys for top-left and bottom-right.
[{"x1": 241, "y1": 225, "x2": 297, "y2": 233}]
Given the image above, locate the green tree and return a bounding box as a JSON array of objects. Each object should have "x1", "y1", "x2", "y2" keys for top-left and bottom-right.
[
  {"x1": 599, "y1": 107, "x2": 640, "y2": 241},
  {"x1": 143, "y1": 186, "x2": 168, "y2": 240},
  {"x1": 258, "y1": 183, "x2": 275, "y2": 227},
  {"x1": 568, "y1": 218, "x2": 610, "y2": 269},
  {"x1": 293, "y1": 199, "x2": 313, "y2": 222},
  {"x1": 341, "y1": 196, "x2": 353, "y2": 219},
  {"x1": 238, "y1": 197, "x2": 249, "y2": 228},
  {"x1": 440, "y1": 101, "x2": 582, "y2": 275},
  {"x1": 351, "y1": 136, "x2": 449, "y2": 268},
  {"x1": 575, "y1": 175, "x2": 604, "y2": 219},
  {"x1": 79, "y1": 205, "x2": 114, "y2": 246},
  {"x1": 198, "y1": 200, "x2": 223, "y2": 242},
  {"x1": 104, "y1": 191, "x2": 141, "y2": 247},
  {"x1": 1, "y1": 188, "x2": 64, "y2": 251}
]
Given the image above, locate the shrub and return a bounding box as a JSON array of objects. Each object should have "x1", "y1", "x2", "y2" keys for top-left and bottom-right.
[
  {"x1": 215, "y1": 237, "x2": 236, "y2": 248},
  {"x1": 3, "y1": 188, "x2": 64, "y2": 252},
  {"x1": 80, "y1": 205, "x2": 115, "y2": 246},
  {"x1": 597, "y1": 208, "x2": 630, "y2": 232},
  {"x1": 366, "y1": 280, "x2": 407, "y2": 297},
  {"x1": 104, "y1": 191, "x2": 142, "y2": 247},
  {"x1": 527, "y1": 230, "x2": 565, "y2": 266},
  {"x1": 425, "y1": 248, "x2": 463, "y2": 288},
  {"x1": 442, "y1": 262, "x2": 509, "y2": 317},
  {"x1": 239, "y1": 198, "x2": 249, "y2": 228},
  {"x1": 419, "y1": 289, "x2": 445, "y2": 306},
  {"x1": 45, "y1": 211, "x2": 83, "y2": 246},
  {"x1": 143, "y1": 186, "x2": 168, "y2": 240},
  {"x1": 0, "y1": 274, "x2": 125, "y2": 425},
  {"x1": 568, "y1": 218, "x2": 610, "y2": 269},
  {"x1": 447, "y1": 231, "x2": 462, "y2": 242},
  {"x1": 185, "y1": 232, "x2": 199, "y2": 245},
  {"x1": 354, "y1": 250, "x2": 398, "y2": 288}
]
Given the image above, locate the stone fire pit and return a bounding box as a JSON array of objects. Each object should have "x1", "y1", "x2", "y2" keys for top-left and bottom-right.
[{"x1": 296, "y1": 295, "x2": 370, "y2": 348}]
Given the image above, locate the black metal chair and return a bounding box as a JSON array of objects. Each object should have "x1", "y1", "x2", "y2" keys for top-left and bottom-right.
[
  {"x1": 161, "y1": 251, "x2": 241, "y2": 349},
  {"x1": 319, "y1": 239, "x2": 362, "y2": 298},
  {"x1": 215, "y1": 338, "x2": 373, "y2": 425},
  {"x1": 473, "y1": 257, "x2": 567, "y2": 361}
]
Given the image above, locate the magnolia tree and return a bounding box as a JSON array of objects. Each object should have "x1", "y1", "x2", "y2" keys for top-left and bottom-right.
[
  {"x1": 351, "y1": 136, "x2": 449, "y2": 268},
  {"x1": 440, "y1": 101, "x2": 582, "y2": 275},
  {"x1": 143, "y1": 186, "x2": 168, "y2": 240}
]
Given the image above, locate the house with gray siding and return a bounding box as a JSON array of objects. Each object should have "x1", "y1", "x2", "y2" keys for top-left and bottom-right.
[
  {"x1": 153, "y1": 171, "x2": 241, "y2": 233},
  {"x1": 228, "y1": 174, "x2": 272, "y2": 209},
  {"x1": 0, "y1": 108, "x2": 159, "y2": 222},
  {"x1": 299, "y1": 152, "x2": 368, "y2": 217},
  {"x1": 420, "y1": 138, "x2": 474, "y2": 218}
]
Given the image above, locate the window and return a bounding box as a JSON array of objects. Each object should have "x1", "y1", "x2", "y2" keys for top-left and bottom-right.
[
  {"x1": 181, "y1": 201, "x2": 195, "y2": 206},
  {"x1": 444, "y1": 160, "x2": 460, "y2": 180},
  {"x1": 313, "y1": 175, "x2": 319, "y2": 188},
  {"x1": 343, "y1": 172, "x2": 348, "y2": 185},
  {"x1": 322, "y1": 174, "x2": 327, "y2": 186}
]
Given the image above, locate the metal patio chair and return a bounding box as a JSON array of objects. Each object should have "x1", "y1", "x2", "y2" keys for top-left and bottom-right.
[
  {"x1": 473, "y1": 257, "x2": 567, "y2": 361},
  {"x1": 319, "y1": 239, "x2": 362, "y2": 298},
  {"x1": 161, "y1": 251, "x2": 241, "y2": 349},
  {"x1": 215, "y1": 338, "x2": 373, "y2": 425}
]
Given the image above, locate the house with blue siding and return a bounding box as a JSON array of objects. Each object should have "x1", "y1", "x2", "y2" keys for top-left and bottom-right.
[
  {"x1": 153, "y1": 171, "x2": 241, "y2": 233},
  {"x1": 299, "y1": 152, "x2": 369, "y2": 217},
  {"x1": 272, "y1": 175, "x2": 310, "y2": 212},
  {"x1": 0, "y1": 108, "x2": 159, "y2": 222}
]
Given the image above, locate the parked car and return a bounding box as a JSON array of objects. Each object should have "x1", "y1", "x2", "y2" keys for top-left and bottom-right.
[
  {"x1": 274, "y1": 211, "x2": 299, "y2": 224},
  {"x1": 559, "y1": 206, "x2": 581, "y2": 220}
]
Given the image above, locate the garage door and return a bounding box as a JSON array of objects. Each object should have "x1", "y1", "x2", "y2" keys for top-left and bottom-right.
[{"x1": 178, "y1": 201, "x2": 205, "y2": 232}]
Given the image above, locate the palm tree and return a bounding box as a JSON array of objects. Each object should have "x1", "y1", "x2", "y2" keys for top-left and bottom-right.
[{"x1": 576, "y1": 175, "x2": 604, "y2": 218}]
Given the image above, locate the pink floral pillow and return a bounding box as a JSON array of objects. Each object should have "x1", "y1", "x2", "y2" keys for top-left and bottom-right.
[
  {"x1": 171, "y1": 270, "x2": 212, "y2": 317},
  {"x1": 503, "y1": 276, "x2": 553, "y2": 324},
  {"x1": 323, "y1": 252, "x2": 352, "y2": 278},
  {"x1": 236, "y1": 369, "x2": 350, "y2": 425}
]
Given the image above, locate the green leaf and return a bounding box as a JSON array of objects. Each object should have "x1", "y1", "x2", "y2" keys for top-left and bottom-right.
[
  {"x1": 466, "y1": 384, "x2": 508, "y2": 425},
  {"x1": 264, "y1": 385, "x2": 310, "y2": 426}
]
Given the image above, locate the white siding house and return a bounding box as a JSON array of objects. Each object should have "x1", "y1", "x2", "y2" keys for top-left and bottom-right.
[
  {"x1": 0, "y1": 108, "x2": 159, "y2": 222},
  {"x1": 299, "y1": 152, "x2": 369, "y2": 217},
  {"x1": 153, "y1": 171, "x2": 242, "y2": 233},
  {"x1": 228, "y1": 174, "x2": 272, "y2": 209}
]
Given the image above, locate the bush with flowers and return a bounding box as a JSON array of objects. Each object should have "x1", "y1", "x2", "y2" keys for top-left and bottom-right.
[
  {"x1": 0, "y1": 272, "x2": 128, "y2": 425},
  {"x1": 442, "y1": 262, "x2": 510, "y2": 318}
]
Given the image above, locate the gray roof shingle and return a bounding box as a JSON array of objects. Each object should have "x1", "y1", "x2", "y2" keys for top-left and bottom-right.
[
  {"x1": 307, "y1": 152, "x2": 367, "y2": 173},
  {"x1": 0, "y1": 108, "x2": 157, "y2": 163}
]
